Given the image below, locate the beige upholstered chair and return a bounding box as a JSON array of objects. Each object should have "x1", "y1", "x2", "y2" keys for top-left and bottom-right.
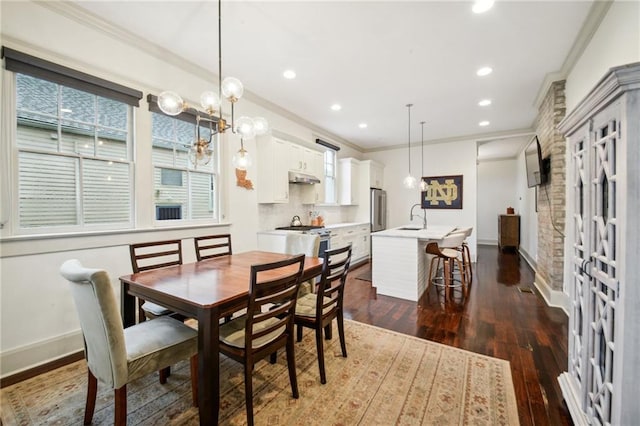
[
  {"x1": 218, "y1": 254, "x2": 305, "y2": 426},
  {"x1": 284, "y1": 233, "x2": 320, "y2": 297},
  {"x1": 194, "y1": 234, "x2": 232, "y2": 261},
  {"x1": 59, "y1": 259, "x2": 198, "y2": 426},
  {"x1": 452, "y1": 227, "x2": 473, "y2": 284},
  {"x1": 294, "y1": 244, "x2": 352, "y2": 384}
]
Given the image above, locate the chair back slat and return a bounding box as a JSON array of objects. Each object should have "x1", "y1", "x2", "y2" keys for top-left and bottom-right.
[
  {"x1": 244, "y1": 254, "x2": 305, "y2": 349},
  {"x1": 194, "y1": 234, "x2": 232, "y2": 261},
  {"x1": 129, "y1": 240, "x2": 183, "y2": 273},
  {"x1": 316, "y1": 244, "x2": 352, "y2": 320}
]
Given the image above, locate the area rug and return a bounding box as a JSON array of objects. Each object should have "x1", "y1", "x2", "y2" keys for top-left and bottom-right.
[{"x1": 1, "y1": 320, "x2": 519, "y2": 425}]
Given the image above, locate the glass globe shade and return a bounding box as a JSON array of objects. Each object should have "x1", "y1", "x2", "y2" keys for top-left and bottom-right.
[
  {"x1": 188, "y1": 141, "x2": 212, "y2": 168},
  {"x1": 403, "y1": 174, "x2": 417, "y2": 189},
  {"x1": 157, "y1": 91, "x2": 184, "y2": 116},
  {"x1": 232, "y1": 148, "x2": 252, "y2": 170},
  {"x1": 221, "y1": 77, "x2": 244, "y2": 101},
  {"x1": 252, "y1": 116, "x2": 269, "y2": 135},
  {"x1": 235, "y1": 116, "x2": 256, "y2": 139},
  {"x1": 419, "y1": 179, "x2": 429, "y2": 191},
  {"x1": 200, "y1": 91, "x2": 221, "y2": 113}
]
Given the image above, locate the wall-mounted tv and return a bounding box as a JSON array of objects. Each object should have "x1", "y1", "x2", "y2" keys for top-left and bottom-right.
[{"x1": 524, "y1": 135, "x2": 549, "y2": 188}]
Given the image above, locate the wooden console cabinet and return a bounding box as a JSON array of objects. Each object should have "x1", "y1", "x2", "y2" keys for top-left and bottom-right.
[{"x1": 498, "y1": 214, "x2": 520, "y2": 251}]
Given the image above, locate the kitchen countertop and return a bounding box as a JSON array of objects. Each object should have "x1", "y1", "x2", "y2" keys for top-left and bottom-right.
[
  {"x1": 372, "y1": 224, "x2": 455, "y2": 240},
  {"x1": 258, "y1": 222, "x2": 369, "y2": 235}
]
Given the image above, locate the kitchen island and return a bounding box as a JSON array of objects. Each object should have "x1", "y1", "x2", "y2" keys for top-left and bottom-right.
[{"x1": 371, "y1": 225, "x2": 455, "y2": 301}]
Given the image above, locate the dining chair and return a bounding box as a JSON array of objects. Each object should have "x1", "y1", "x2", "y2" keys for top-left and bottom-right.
[
  {"x1": 284, "y1": 233, "x2": 320, "y2": 297},
  {"x1": 294, "y1": 244, "x2": 352, "y2": 384},
  {"x1": 129, "y1": 239, "x2": 183, "y2": 323},
  {"x1": 59, "y1": 259, "x2": 198, "y2": 426},
  {"x1": 218, "y1": 254, "x2": 305, "y2": 426},
  {"x1": 194, "y1": 234, "x2": 232, "y2": 261}
]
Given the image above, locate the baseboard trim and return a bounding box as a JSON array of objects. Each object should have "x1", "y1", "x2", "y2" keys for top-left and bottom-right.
[
  {"x1": 558, "y1": 372, "x2": 588, "y2": 425},
  {"x1": 519, "y1": 248, "x2": 570, "y2": 314},
  {"x1": 1, "y1": 350, "x2": 84, "y2": 388},
  {"x1": 1, "y1": 329, "x2": 84, "y2": 380},
  {"x1": 478, "y1": 239, "x2": 497, "y2": 246}
]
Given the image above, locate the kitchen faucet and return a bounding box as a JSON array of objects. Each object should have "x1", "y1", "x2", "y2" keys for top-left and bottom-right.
[{"x1": 410, "y1": 203, "x2": 427, "y2": 229}]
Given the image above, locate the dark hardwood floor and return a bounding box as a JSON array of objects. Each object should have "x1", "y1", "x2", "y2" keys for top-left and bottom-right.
[{"x1": 343, "y1": 244, "x2": 572, "y2": 426}]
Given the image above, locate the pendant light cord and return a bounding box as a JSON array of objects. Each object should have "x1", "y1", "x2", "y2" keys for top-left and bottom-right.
[
  {"x1": 218, "y1": 0, "x2": 223, "y2": 123},
  {"x1": 406, "y1": 104, "x2": 413, "y2": 174},
  {"x1": 420, "y1": 121, "x2": 425, "y2": 179}
]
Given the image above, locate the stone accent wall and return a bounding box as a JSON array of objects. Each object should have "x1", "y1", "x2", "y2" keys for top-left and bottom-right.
[{"x1": 534, "y1": 80, "x2": 566, "y2": 291}]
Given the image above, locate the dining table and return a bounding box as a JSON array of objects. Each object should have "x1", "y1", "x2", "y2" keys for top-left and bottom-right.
[{"x1": 119, "y1": 250, "x2": 323, "y2": 425}]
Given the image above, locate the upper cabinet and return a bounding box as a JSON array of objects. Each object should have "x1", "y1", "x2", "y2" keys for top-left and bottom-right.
[
  {"x1": 338, "y1": 158, "x2": 360, "y2": 205},
  {"x1": 288, "y1": 143, "x2": 318, "y2": 173},
  {"x1": 302, "y1": 149, "x2": 325, "y2": 204},
  {"x1": 360, "y1": 160, "x2": 384, "y2": 189},
  {"x1": 256, "y1": 137, "x2": 289, "y2": 203}
]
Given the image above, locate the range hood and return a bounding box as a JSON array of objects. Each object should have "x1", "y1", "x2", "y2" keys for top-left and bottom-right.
[{"x1": 288, "y1": 171, "x2": 320, "y2": 184}]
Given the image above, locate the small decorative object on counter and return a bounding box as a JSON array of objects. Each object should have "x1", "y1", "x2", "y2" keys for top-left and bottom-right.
[{"x1": 506, "y1": 207, "x2": 515, "y2": 214}]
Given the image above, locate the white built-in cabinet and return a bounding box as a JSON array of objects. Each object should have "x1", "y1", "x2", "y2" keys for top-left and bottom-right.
[
  {"x1": 338, "y1": 158, "x2": 360, "y2": 205},
  {"x1": 256, "y1": 136, "x2": 289, "y2": 203},
  {"x1": 557, "y1": 63, "x2": 640, "y2": 426},
  {"x1": 302, "y1": 149, "x2": 325, "y2": 204},
  {"x1": 257, "y1": 137, "x2": 324, "y2": 204},
  {"x1": 329, "y1": 224, "x2": 370, "y2": 264},
  {"x1": 363, "y1": 160, "x2": 384, "y2": 189}
]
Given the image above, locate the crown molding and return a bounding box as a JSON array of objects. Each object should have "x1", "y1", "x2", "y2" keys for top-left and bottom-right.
[
  {"x1": 533, "y1": 0, "x2": 614, "y2": 109},
  {"x1": 365, "y1": 127, "x2": 534, "y2": 153}
]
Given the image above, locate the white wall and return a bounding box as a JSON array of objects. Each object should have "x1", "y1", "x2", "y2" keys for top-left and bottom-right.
[
  {"x1": 366, "y1": 138, "x2": 478, "y2": 261},
  {"x1": 565, "y1": 0, "x2": 640, "y2": 111},
  {"x1": 477, "y1": 159, "x2": 518, "y2": 245},
  {"x1": 515, "y1": 149, "x2": 538, "y2": 263}
]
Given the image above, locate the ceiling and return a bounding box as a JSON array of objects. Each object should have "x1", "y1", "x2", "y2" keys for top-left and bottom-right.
[{"x1": 71, "y1": 1, "x2": 595, "y2": 155}]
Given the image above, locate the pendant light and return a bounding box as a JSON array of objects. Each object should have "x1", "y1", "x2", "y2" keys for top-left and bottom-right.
[
  {"x1": 419, "y1": 121, "x2": 428, "y2": 191},
  {"x1": 402, "y1": 103, "x2": 417, "y2": 189}
]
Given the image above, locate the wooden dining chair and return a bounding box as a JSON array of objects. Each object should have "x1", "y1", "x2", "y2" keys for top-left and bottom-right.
[
  {"x1": 194, "y1": 234, "x2": 232, "y2": 261},
  {"x1": 60, "y1": 259, "x2": 198, "y2": 426},
  {"x1": 294, "y1": 244, "x2": 352, "y2": 384},
  {"x1": 129, "y1": 239, "x2": 183, "y2": 323},
  {"x1": 284, "y1": 233, "x2": 320, "y2": 297},
  {"x1": 218, "y1": 254, "x2": 305, "y2": 426}
]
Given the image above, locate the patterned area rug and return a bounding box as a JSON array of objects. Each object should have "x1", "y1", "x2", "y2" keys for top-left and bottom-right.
[{"x1": 1, "y1": 320, "x2": 519, "y2": 425}]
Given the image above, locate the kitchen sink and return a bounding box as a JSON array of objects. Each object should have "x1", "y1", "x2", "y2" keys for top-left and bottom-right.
[{"x1": 397, "y1": 227, "x2": 423, "y2": 231}]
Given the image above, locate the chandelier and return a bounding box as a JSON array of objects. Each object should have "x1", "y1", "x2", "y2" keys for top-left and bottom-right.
[
  {"x1": 157, "y1": 0, "x2": 268, "y2": 168},
  {"x1": 402, "y1": 103, "x2": 417, "y2": 189}
]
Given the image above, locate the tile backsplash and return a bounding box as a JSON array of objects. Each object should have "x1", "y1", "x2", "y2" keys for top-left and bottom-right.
[{"x1": 257, "y1": 184, "x2": 356, "y2": 230}]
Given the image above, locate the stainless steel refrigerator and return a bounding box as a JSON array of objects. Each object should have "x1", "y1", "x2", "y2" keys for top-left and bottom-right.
[{"x1": 370, "y1": 188, "x2": 387, "y2": 232}]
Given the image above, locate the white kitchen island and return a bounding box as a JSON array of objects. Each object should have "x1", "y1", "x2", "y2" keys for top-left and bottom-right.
[{"x1": 371, "y1": 225, "x2": 455, "y2": 301}]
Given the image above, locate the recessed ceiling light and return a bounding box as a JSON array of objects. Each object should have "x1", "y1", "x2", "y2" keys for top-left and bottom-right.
[
  {"x1": 478, "y1": 99, "x2": 492, "y2": 107},
  {"x1": 472, "y1": 0, "x2": 495, "y2": 14},
  {"x1": 358, "y1": 123, "x2": 368, "y2": 129},
  {"x1": 476, "y1": 67, "x2": 493, "y2": 77},
  {"x1": 331, "y1": 104, "x2": 342, "y2": 111},
  {"x1": 283, "y1": 69, "x2": 296, "y2": 79},
  {"x1": 479, "y1": 120, "x2": 490, "y2": 127}
]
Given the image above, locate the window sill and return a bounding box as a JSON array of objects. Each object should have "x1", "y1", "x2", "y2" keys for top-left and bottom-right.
[{"x1": 0, "y1": 222, "x2": 232, "y2": 258}]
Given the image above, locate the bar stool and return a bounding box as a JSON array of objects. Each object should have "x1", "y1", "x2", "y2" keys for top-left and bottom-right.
[
  {"x1": 453, "y1": 227, "x2": 473, "y2": 284},
  {"x1": 425, "y1": 232, "x2": 468, "y2": 297}
]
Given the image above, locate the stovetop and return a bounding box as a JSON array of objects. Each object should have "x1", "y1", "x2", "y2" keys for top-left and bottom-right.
[{"x1": 275, "y1": 225, "x2": 325, "y2": 231}]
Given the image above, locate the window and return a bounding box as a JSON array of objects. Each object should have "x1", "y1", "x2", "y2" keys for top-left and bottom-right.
[
  {"x1": 324, "y1": 149, "x2": 337, "y2": 204},
  {"x1": 151, "y1": 112, "x2": 218, "y2": 222},
  {"x1": 14, "y1": 73, "x2": 133, "y2": 230}
]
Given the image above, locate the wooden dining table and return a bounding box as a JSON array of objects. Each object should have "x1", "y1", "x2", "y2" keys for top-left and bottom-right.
[{"x1": 119, "y1": 250, "x2": 323, "y2": 425}]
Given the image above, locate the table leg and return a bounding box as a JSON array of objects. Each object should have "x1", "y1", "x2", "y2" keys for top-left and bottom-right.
[
  {"x1": 120, "y1": 281, "x2": 136, "y2": 327},
  {"x1": 197, "y1": 308, "x2": 219, "y2": 425}
]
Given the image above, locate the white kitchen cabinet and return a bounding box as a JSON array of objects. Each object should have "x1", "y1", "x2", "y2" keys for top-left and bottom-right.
[
  {"x1": 302, "y1": 149, "x2": 325, "y2": 204},
  {"x1": 329, "y1": 224, "x2": 370, "y2": 265},
  {"x1": 289, "y1": 143, "x2": 320, "y2": 173},
  {"x1": 256, "y1": 137, "x2": 289, "y2": 203},
  {"x1": 361, "y1": 160, "x2": 384, "y2": 189},
  {"x1": 338, "y1": 158, "x2": 360, "y2": 205}
]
